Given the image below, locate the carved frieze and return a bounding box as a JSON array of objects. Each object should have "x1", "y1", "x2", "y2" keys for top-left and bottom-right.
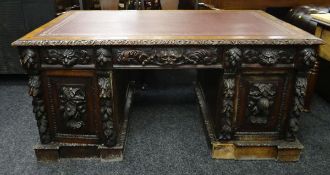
[
  {"x1": 219, "y1": 78, "x2": 235, "y2": 140},
  {"x1": 286, "y1": 77, "x2": 307, "y2": 141},
  {"x1": 59, "y1": 86, "x2": 87, "y2": 129},
  {"x1": 98, "y1": 72, "x2": 117, "y2": 147},
  {"x1": 247, "y1": 83, "x2": 276, "y2": 124},
  {"x1": 114, "y1": 48, "x2": 219, "y2": 65},
  {"x1": 42, "y1": 49, "x2": 92, "y2": 67},
  {"x1": 243, "y1": 48, "x2": 294, "y2": 65}
]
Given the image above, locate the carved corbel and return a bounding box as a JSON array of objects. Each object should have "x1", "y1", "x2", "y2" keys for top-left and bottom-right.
[
  {"x1": 224, "y1": 47, "x2": 242, "y2": 72},
  {"x1": 96, "y1": 48, "x2": 112, "y2": 68},
  {"x1": 98, "y1": 72, "x2": 117, "y2": 147},
  {"x1": 20, "y1": 48, "x2": 39, "y2": 70}
]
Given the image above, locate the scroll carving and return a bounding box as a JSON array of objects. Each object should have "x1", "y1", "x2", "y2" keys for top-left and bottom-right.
[
  {"x1": 247, "y1": 83, "x2": 276, "y2": 124},
  {"x1": 59, "y1": 86, "x2": 87, "y2": 129},
  {"x1": 96, "y1": 48, "x2": 112, "y2": 67},
  {"x1": 115, "y1": 48, "x2": 218, "y2": 65},
  {"x1": 98, "y1": 75, "x2": 117, "y2": 147},
  {"x1": 219, "y1": 78, "x2": 235, "y2": 140},
  {"x1": 20, "y1": 49, "x2": 38, "y2": 70},
  {"x1": 43, "y1": 49, "x2": 92, "y2": 67},
  {"x1": 28, "y1": 76, "x2": 51, "y2": 144},
  {"x1": 286, "y1": 77, "x2": 307, "y2": 141}
]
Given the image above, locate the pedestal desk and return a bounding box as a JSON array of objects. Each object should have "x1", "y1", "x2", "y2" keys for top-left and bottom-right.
[{"x1": 12, "y1": 10, "x2": 322, "y2": 162}]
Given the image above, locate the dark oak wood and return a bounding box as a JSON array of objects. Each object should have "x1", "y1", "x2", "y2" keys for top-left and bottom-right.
[{"x1": 12, "y1": 10, "x2": 321, "y2": 162}]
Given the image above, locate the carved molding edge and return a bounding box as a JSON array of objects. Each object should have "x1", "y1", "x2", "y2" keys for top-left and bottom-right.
[
  {"x1": 98, "y1": 73, "x2": 117, "y2": 147},
  {"x1": 29, "y1": 75, "x2": 51, "y2": 144},
  {"x1": 286, "y1": 77, "x2": 307, "y2": 141},
  {"x1": 115, "y1": 48, "x2": 218, "y2": 65},
  {"x1": 12, "y1": 39, "x2": 322, "y2": 47},
  {"x1": 247, "y1": 83, "x2": 276, "y2": 124}
]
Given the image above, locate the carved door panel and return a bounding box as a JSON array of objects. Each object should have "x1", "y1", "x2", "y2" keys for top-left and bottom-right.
[
  {"x1": 42, "y1": 70, "x2": 102, "y2": 144},
  {"x1": 235, "y1": 72, "x2": 292, "y2": 133}
]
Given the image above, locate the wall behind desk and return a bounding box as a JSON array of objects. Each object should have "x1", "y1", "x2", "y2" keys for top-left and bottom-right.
[{"x1": 0, "y1": 0, "x2": 55, "y2": 74}]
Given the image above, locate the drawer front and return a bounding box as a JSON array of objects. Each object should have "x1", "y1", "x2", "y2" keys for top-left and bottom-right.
[
  {"x1": 42, "y1": 70, "x2": 102, "y2": 144},
  {"x1": 235, "y1": 71, "x2": 292, "y2": 133}
]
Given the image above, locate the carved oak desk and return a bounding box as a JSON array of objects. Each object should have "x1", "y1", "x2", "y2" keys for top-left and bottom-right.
[{"x1": 12, "y1": 10, "x2": 322, "y2": 162}]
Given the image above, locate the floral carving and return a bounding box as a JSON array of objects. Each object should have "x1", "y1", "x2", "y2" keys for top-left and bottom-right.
[
  {"x1": 28, "y1": 76, "x2": 41, "y2": 97},
  {"x1": 98, "y1": 72, "x2": 117, "y2": 147},
  {"x1": 28, "y1": 76, "x2": 51, "y2": 144},
  {"x1": 33, "y1": 98, "x2": 51, "y2": 144},
  {"x1": 20, "y1": 49, "x2": 38, "y2": 70},
  {"x1": 59, "y1": 86, "x2": 87, "y2": 129},
  {"x1": 96, "y1": 48, "x2": 112, "y2": 67},
  {"x1": 115, "y1": 48, "x2": 218, "y2": 65},
  {"x1": 43, "y1": 49, "x2": 92, "y2": 67},
  {"x1": 219, "y1": 78, "x2": 235, "y2": 140},
  {"x1": 247, "y1": 83, "x2": 276, "y2": 124},
  {"x1": 98, "y1": 77, "x2": 111, "y2": 98},
  {"x1": 243, "y1": 48, "x2": 294, "y2": 65},
  {"x1": 286, "y1": 77, "x2": 307, "y2": 141}
]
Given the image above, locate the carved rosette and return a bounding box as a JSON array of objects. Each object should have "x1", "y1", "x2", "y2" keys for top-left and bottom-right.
[
  {"x1": 286, "y1": 77, "x2": 307, "y2": 141},
  {"x1": 98, "y1": 75, "x2": 117, "y2": 147},
  {"x1": 247, "y1": 83, "x2": 276, "y2": 124},
  {"x1": 42, "y1": 49, "x2": 92, "y2": 67},
  {"x1": 115, "y1": 48, "x2": 218, "y2": 65},
  {"x1": 96, "y1": 48, "x2": 112, "y2": 67},
  {"x1": 59, "y1": 86, "x2": 87, "y2": 129},
  {"x1": 219, "y1": 78, "x2": 235, "y2": 140},
  {"x1": 243, "y1": 48, "x2": 294, "y2": 65},
  {"x1": 28, "y1": 75, "x2": 51, "y2": 144}
]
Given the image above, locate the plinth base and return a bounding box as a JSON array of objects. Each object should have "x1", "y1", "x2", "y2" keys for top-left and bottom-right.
[
  {"x1": 34, "y1": 116, "x2": 128, "y2": 162},
  {"x1": 211, "y1": 140, "x2": 303, "y2": 161},
  {"x1": 34, "y1": 143, "x2": 124, "y2": 162}
]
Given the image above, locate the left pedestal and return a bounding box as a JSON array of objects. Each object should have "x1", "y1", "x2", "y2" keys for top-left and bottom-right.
[{"x1": 18, "y1": 48, "x2": 128, "y2": 161}]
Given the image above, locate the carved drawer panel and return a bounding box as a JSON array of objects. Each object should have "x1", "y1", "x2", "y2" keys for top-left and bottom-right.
[
  {"x1": 112, "y1": 47, "x2": 220, "y2": 66},
  {"x1": 235, "y1": 73, "x2": 291, "y2": 133},
  {"x1": 43, "y1": 70, "x2": 102, "y2": 144}
]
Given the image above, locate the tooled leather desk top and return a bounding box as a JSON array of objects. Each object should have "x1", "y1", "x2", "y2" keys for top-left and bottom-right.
[{"x1": 12, "y1": 10, "x2": 322, "y2": 46}]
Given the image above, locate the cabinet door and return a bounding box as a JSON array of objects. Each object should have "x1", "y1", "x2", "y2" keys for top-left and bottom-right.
[
  {"x1": 42, "y1": 70, "x2": 102, "y2": 144},
  {"x1": 235, "y1": 72, "x2": 292, "y2": 133}
]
